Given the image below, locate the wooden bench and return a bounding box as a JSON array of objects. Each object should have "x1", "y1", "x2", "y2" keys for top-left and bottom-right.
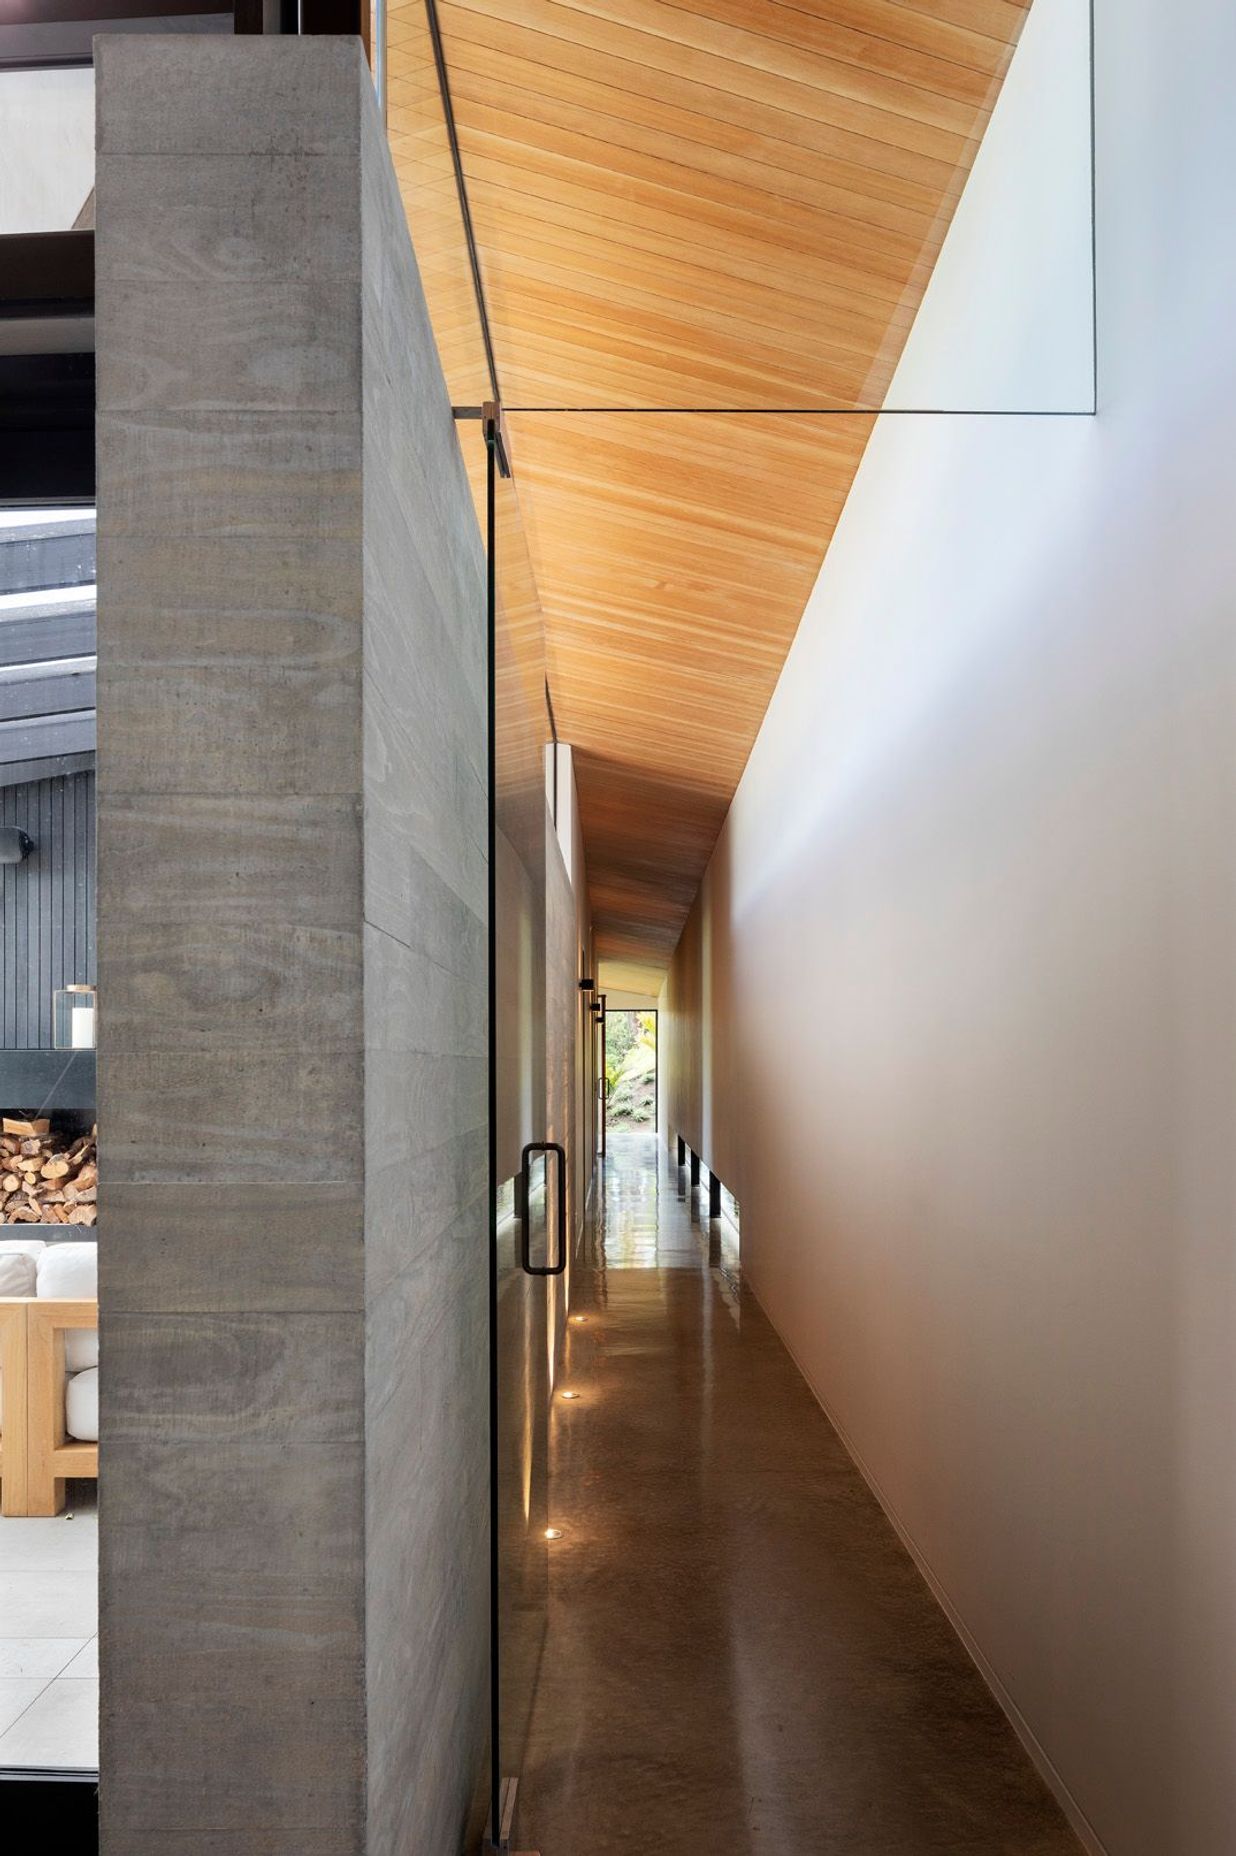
[
  {"x1": 0, "y1": 1297, "x2": 29, "y2": 1516},
  {"x1": 0, "y1": 1297, "x2": 98, "y2": 1517}
]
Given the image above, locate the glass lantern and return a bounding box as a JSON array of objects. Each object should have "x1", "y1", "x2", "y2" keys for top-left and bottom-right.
[{"x1": 54, "y1": 983, "x2": 97, "y2": 1050}]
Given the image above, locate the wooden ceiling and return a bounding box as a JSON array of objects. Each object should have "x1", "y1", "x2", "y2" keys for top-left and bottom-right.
[{"x1": 387, "y1": 0, "x2": 1031, "y2": 964}]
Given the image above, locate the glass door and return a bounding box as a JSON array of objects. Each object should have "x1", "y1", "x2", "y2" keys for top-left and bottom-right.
[
  {"x1": 603, "y1": 1009, "x2": 658, "y2": 1135},
  {"x1": 486, "y1": 406, "x2": 562, "y2": 1849}
]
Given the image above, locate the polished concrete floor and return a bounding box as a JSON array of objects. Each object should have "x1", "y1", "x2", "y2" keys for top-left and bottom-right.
[{"x1": 519, "y1": 1132, "x2": 1080, "y2": 1855}]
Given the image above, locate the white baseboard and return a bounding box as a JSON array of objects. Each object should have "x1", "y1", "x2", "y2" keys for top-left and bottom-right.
[{"x1": 741, "y1": 1270, "x2": 1109, "y2": 1856}]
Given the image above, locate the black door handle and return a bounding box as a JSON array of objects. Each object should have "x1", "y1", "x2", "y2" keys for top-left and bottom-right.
[{"x1": 520, "y1": 1140, "x2": 567, "y2": 1277}]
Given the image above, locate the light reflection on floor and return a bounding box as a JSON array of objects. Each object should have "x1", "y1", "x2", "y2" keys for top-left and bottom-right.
[
  {"x1": 519, "y1": 1131, "x2": 1079, "y2": 1856},
  {"x1": 581, "y1": 1130, "x2": 741, "y2": 1287}
]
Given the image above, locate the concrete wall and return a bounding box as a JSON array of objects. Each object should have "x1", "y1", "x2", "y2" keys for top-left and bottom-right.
[
  {"x1": 358, "y1": 45, "x2": 489, "y2": 1856},
  {"x1": 96, "y1": 37, "x2": 487, "y2": 1854},
  {"x1": 665, "y1": 2, "x2": 1236, "y2": 1851}
]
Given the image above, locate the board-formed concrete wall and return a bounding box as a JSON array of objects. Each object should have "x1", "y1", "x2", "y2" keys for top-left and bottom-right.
[
  {"x1": 96, "y1": 37, "x2": 487, "y2": 1854},
  {"x1": 357, "y1": 45, "x2": 489, "y2": 1856}
]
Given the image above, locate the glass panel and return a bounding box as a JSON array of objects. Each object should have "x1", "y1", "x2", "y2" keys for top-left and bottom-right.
[
  {"x1": 603, "y1": 1009, "x2": 657, "y2": 1134},
  {"x1": 0, "y1": 506, "x2": 99, "y2": 1785},
  {"x1": 369, "y1": 0, "x2": 387, "y2": 122},
  {"x1": 384, "y1": 0, "x2": 493, "y2": 412},
  {"x1": 488, "y1": 424, "x2": 553, "y2": 1844}
]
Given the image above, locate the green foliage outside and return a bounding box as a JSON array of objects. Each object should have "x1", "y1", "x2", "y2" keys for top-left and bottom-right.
[{"x1": 605, "y1": 1010, "x2": 657, "y2": 1131}]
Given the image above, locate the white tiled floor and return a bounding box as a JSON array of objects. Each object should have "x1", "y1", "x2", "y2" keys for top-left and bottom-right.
[
  {"x1": 0, "y1": 1487, "x2": 97, "y2": 1770},
  {"x1": 0, "y1": 1672, "x2": 98, "y2": 1767},
  {"x1": 0, "y1": 1637, "x2": 86, "y2": 1678}
]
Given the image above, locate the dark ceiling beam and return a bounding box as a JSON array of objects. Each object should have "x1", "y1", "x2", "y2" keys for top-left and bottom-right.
[
  {"x1": 299, "y1": 0, "x2": 364, "y2": 34},
  {"x1": 0, "y1": 233, "x2": 93, "y2": 323},
  {"x1": 0, "y1": 233, "x2": 95, "y2": 504},
  {"x1": 0, "y1": 4, "x2": 231, "y2": 69},
  {"x1": 0, "y1": 354, "x2": 95, "y2": 505},
  {"x1": 2, "y1": 1, "x2": 367, "y2": 67},
  {"x1": 1, "y1": 0, "x2": 227, "y2": 18},
  {"x1": 233, "y1": 0, "x2": 365, "y2": 35},
  {"x1": 4, "y1": 0, "x2": 362, "y2": 17}
]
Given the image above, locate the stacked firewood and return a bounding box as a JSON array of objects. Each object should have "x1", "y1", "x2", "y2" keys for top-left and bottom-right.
[{"x1": 0, "y1": 1118, "x2": 98, "y2": 1226}]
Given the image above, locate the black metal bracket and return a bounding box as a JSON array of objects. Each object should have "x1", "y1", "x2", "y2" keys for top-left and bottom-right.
[{"x1": 482, "y1": 401, "x2": 512, "y2": 479}]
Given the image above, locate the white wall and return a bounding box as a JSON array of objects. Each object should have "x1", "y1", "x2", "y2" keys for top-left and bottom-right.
[
  {"x1": 666, "y1": 2, "x2": 1236, "y2": 1851},
  {"x1": 885, "y1": 0, "x2": 1093, "y2": 414},
  {"x1": 0, "y1": 68, "x2": 94, "y2": 232}
]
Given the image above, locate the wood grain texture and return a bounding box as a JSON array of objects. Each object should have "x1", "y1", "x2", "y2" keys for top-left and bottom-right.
[
  {"x1": 0, "y1": 1299, "x2": 29, "y2": 1517},
  {"x1": 25, "y1": 1298, "x2": 99, "y2": 1517},
  {"x1": 100, "y1": 1310, "x2": 367, "y2": 1844},
  {"x1": 102, "y1": 1181, "x2": 365, "y2": 1315},
  {"x1": 388, "y1": 0, "x2": 1030, "y2": 960}
]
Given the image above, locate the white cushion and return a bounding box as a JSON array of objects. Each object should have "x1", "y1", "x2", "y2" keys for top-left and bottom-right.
[
  {"x1": 0, "y1": 1238, "x2": 53, "y2": 1421},
  {"x1": 0, "y1": 1251, "x2": 36, "y2": 1295},
  {"x1": 65, "y1": 1367, "x2": 98, "y2": 1443},
  {"x1": 37, "y1": 1242, "x2": 98, "y2": 1371},
  {"x1": 0, "y1": 1241, "x2": 49, "y2": 1424},
  {"x1": 36, "y1": 1240, "x2": 96, "y2": 1297},
  {"x1": 0, "y1": 1237, "x2": 46, "y2": 1258}
]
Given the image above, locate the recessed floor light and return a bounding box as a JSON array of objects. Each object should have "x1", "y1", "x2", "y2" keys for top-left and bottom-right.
[
  {"x1": 560, "y1": 1390, "x2": 580, "y2": 1400},
  {"x1": 545, "y1": 1527, "x2": 564, "y2": 1541},
  {"x1": 570, "y1": 1315, "x2": 588, "y2": 1325}
]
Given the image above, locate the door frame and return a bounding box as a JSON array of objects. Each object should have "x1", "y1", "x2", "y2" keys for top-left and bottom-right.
[{"x1": 599, "y1": 1005, "x2": 658, "y2": 1143}]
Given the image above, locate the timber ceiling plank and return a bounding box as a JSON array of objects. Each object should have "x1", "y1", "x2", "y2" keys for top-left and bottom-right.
[{"x1": 387, "y1": 0, "x2": 1031, "y2": 963}]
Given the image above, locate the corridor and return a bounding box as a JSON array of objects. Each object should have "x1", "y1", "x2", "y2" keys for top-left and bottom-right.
[{"x1": 520, "y1": 1134, "x2": 1079, "y2": 1855}]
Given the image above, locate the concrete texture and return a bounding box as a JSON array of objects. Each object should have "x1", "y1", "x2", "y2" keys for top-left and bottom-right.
[
  {"x1": 357, "y1": 55, "x2": 489, "y2": 1856},
  {"x1": 96, "y1": 37, "x2": 487, "y2": 1855}
]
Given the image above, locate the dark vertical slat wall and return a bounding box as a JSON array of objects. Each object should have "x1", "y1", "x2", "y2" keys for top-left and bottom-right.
[{"x1": 1, "y1": 770, "x2": 96, "y2": 1048}]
